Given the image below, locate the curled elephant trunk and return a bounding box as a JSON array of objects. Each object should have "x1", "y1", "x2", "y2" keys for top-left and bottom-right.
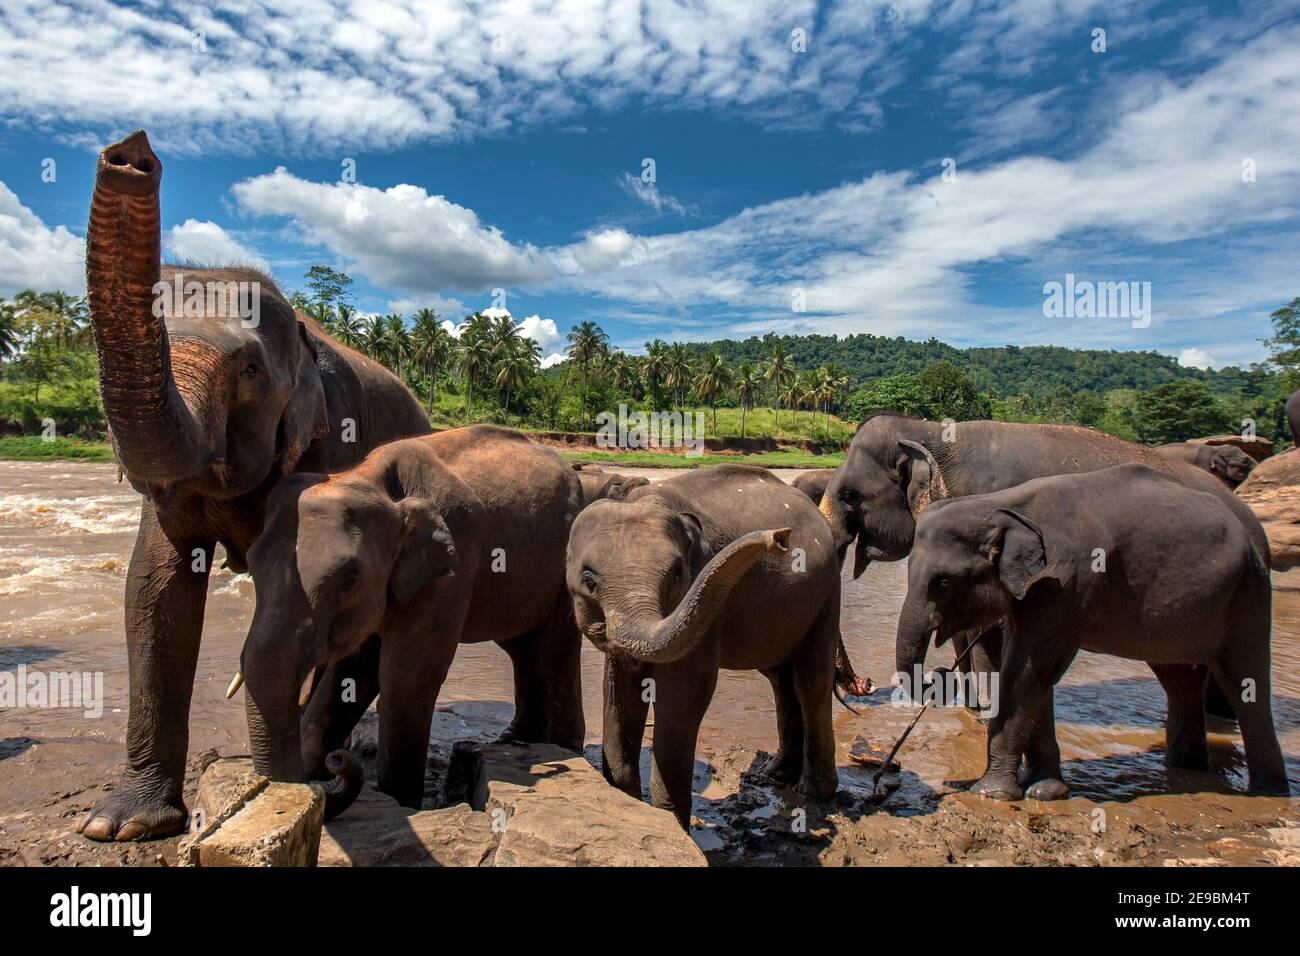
[
  {"x1": 895, "y1": 592, "x2": 937, "y2": 701},
  {"x1": 317, "y1": 750, "x2": 365, "y2": 821},
  {"x1": 604, "y1": 528, "x2": 791, "y2": 664},
  {"x1": 86, "y1": 129, "x2": 210, "y2": 483}
]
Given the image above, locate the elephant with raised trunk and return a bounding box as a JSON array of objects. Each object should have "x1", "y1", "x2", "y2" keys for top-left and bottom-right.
[
  {"x1": 239, "y1": 425, "x2": 585, "y2": 817},
  {"x1": 897, "y1": 464, "x2": 1288, "y2": 799},
  {"x1": 567, "y1": 465, "x2": 842, "y2": 828},
  {"x1": 79, "y1": 131, "x2": 430, "y2": 841},
  {"x1": 820, "y1": 413, "x2": 1269, "y2": 723}
]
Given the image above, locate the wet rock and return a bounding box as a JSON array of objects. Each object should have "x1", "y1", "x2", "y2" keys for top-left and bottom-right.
[
  {"x1": 450, "y1": 741, "x2": 707, "y2": 867},
  {"x1": 1237, "y1": 449, "x2": 1300, "y2": 569},
  {"x1": 193, "y1": 783, "x2": 324, "y2": 867},
  {"x1": 319, "y1": 787, "x2": 497, "y2": 867}
]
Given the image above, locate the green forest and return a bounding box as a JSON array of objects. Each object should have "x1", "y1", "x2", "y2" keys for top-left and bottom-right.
[{"x1": 3, "y1": 264, "x2": 1298, "y2": 454}]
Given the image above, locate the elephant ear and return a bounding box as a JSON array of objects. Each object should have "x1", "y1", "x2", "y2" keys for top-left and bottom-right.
[
  {"x1": 389, "y1": 498, "x2": 459, "y2": 604},
  {"x1": 985, "y1": 508, "x2": 1051, "y2": 600},
  {"x1": 898, "y1": 439, "x2": 948, "y2": 517},
  {"x1": 677, "y1": 512, "x2": 712, "y2": 571},
  {"x1": 278, "y1": 321, "x2": 329, "y2": 474}
]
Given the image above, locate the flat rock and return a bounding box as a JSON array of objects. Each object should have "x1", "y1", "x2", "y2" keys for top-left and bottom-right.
[
  {"x1": 319, "y1": 787, "x2": 498, "y2": 867},
  {"x1": 451, "y1": 741, "x2": 707, "y2": 867},
  {"x1": 194, "y1": 756, "x2": 267, "y2": 823},
  {"x1": 1237, "y1": 449, "x2": 1300, "y2": 570},
  {"x1": 196, "y1": 782, "x2": 323, "y2": 867}
]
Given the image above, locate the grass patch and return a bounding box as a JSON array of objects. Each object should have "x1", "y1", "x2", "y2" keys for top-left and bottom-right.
[
  {"x1": 558, "y1": 448, "x2": 845, "y2": 470},
  {"x1": 0, "y1": 436, "x2": 115, "y2": 462}
]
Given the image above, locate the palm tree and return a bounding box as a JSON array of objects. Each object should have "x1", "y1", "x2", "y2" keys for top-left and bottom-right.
[
  {"x1": 693, "y1": 351, "x2": 733, "y2": 435},
  {"x1": 383, "y1": 313, "x2": 409, "y2": 378},
  {"x1": 495, "y1": 338, "x2": 538, "y2": 414},
  {"x1": 565, "y1": 320, "x2": 609, "y2": 428},
  {"x1": 762, "y1": 342, "x2": 794, "y2": 428},
  {"x1": 0, "y1": 298, "x2": 18, "y2": 379},
  {"x1": 642, "y1": 339, "x2": 669, "y2": 410},
  {"x1": 798, "y1": 371, "x2": 820, "y2": 437},
  {"x1": 666, "y1": 343, "x2": 693, "y2": 410},
  {"x1": 361, "y1": 314, "x2": 387, "y2": 364},
  {"x1": 328, "y1": 304, "x2": 362, "y2": 348},
  {"x1": 455, "y1": 333, "x2": 492, "y2": 419},
  {"x1": 410, "y1": 309, "x2": 450, "y2": 416},
  {"x1": 734, "y1": 363, "x2": 760, "y2": 438},
  {"x1": 609, "y1": 351, "x2": 638, "y2": 396},
  {"x1": 779, "y1": 376, "x2": 803, "y2": 433}
]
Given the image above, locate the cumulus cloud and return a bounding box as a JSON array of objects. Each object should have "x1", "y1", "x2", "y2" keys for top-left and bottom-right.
[
  {"x1": 165, "y1": 219, "x2": 269, "y2": 271},
  {"x1": 231, "y1": 168, "x2": 555, "y2": 294},
  {"x1": 1178, "y1": 348, "x2": 1215, "y2": 370},
  {"x1": 0, "y1": 182, "x2": 84, "y2": 296}
]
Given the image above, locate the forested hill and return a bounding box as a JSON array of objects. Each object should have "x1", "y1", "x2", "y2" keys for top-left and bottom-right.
[{"x1": 680, "y1": 332, "x2": 1255, "y2": 401}]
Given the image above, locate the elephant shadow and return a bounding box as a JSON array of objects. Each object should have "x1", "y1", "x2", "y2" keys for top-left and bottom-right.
[
  {"x1": 0, "y1": 645, "x2": 61, "y2": 669},
  {"x1": 0, "y1": 738, "x2": 38, "y2": 764},
  {"x1": 1054, "y1": 675, "x2": 1300, "y2": 731}
]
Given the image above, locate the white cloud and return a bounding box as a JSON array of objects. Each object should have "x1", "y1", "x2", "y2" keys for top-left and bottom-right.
[
  {"x1": 0, "y1": 182, "x2": 84, "y2": 296},
  {"x1": 618, "y1": 174, "x2": 693, "y2": 218},
  {"x1": 165, "y1": 219, "x2": 269, "y2": 271},
  {"x1": 517, "y1": 314, "x2": 562, "y2": 353},
  {"x1": 231, "y1": 168, "x2": 555, "y2": 294},
  {"x1": 1177, "y1": 348, "x2": 1215, "y2": 370}
]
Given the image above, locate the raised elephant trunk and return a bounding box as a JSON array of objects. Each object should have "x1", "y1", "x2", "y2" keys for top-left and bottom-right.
[
  {"x1": 86, "y1": 130, "x2": 209, "y2": 483},
  {"x1": 601, "y1": 528, "x2": 790, "y2": 664},
  {"x1": 895, "y1": 591, "x2": 936, "y2": 700}
]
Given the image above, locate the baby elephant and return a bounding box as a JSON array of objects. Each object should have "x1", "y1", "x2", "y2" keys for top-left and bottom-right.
[
  {"x1": 567, "y1": 464, "x2": 843, "y2": 827},
  {"x1": 576, "y1": 468, "x2": 650, "y2": 504},
  {"x1": 897, "y1": 463, "x2": 1287, "y2": 800},
  {"x1": 237, "y1": 425, "x2": 584, "y2": 818},
  {"x1": 1155, "y1": 441, "x2": 1255, "y2": 488}
]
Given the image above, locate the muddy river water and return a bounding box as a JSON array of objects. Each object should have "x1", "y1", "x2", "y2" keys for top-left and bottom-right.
[{"x1": 1, "y1": 459, "x2": 1297, "y2": 865}]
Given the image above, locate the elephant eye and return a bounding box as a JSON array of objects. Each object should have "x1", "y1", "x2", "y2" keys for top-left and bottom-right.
[
  {"x1": 936, "y1": 576, "x2": 951, "y2": 590},
  {"x1": 581, "y1": 569, "x2": 598, "y2": 592},
  {"x1": 242, "y1": 361, "x2": 262, "y2": 377},
  {"x1": 338, "y1": 566, "x2": 360, "y2": 594}
]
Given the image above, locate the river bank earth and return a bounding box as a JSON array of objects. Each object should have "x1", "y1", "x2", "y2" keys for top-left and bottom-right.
[{"x1": 0, "y1": 459, "x2": 1296, "y2": 866}]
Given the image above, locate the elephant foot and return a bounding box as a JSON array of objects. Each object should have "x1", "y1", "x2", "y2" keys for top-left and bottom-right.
[
  {"x1": 1024, "y1": 777, "x2": 1070, "y2": 801},
  {"x1": 968, "y1": 773, "x2": 1023, "y2": 801},
  {"x1": 496, "y1": 719, "x2": 545, "y2": 746},
  {"x1": 78, "y1": 780, "x2": 186, "y2": 842},
  {"x1": 757, "y1": 750, "x2": 802, "y2": 785},
  {"x1": 794, "y1": 772, "x2": 839, "y2": 802},
  {"x1": 1247, "y1": 774, "x2": 1291, "y2": 796}
]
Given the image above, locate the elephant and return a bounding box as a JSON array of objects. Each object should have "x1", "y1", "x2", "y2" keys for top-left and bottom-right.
[
  {"x1": 1287, "y1": 387, "x2": 1300, "y2": 443},
  {"x1": 819, "y1": 413, "x2": 1269, "y2": 722},
  {"x1": 896, "y1": 463, "x2": 1288, "y2": 799},
  {"x1": 78, "y1": 130, "x2": 431, "y2": 842},
  {"x1": 1155, "y1": 442, "x2": 1256, "y2": 488},
  {"x1": 577, "y1": 469, "x2": 650, "y2": 504},
  {"x1": 790, "y1": 468, "x2": 875, "y2": 701},
  {"x1": 239, "y1": 425, "x2": 585, "y2": 817},
  {"x1": 566, "y1": 464, "x2": 843, "y2": 828}
]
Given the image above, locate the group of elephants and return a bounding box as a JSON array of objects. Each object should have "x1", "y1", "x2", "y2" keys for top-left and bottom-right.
[{"x1": 76, "y1": 130, "x2": 1288, "y2": 844}]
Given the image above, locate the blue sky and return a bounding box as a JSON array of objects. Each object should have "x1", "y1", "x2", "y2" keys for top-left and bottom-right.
[{"x1": 1, "y1": 0, "x2": 1298, "y2": 368}]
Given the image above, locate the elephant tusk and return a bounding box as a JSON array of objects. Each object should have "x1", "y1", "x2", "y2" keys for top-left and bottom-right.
[
  {"x1": 298, "y1": 667, "x2": 317, "y2": 707},
  {"x1": 225, "y1": 671, "x2": 244, "y2": 699}
]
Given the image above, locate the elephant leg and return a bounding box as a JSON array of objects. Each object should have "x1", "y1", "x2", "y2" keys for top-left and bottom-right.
[
  {"x1": 758, "y1": 663, "x2": 803, "y2": 784},
  {"x1": 300, "y1": 635, "x2": 382, "y2": 779},
  {"x1": 969, "y1": 623, "x2": 1002, "y2": 710},
  {"x1": 537, "y1": 595, "x2": 585, "y2": 753},
  {"x1": 791, "y1": 596, "x2": 840, "y2": 801},
  {"x1": 1211, "y1": 636, "x2": 1289, "y2": 795},
  {"x1": 601, "y1": 653, "x2": 651, "y2": 799},
  {"x1": 496, "y1": 629, "x2": 547, "y2": 744},
  {"x1": 1019, "y1": 690, "x2": 1069, "y2": 800},
  {"x1": 971, "y1": 635, "x2": 1037, "y2": 800},
  {"x1": 1151, "y1": 662, "x2": 1209, "y2": 771},
  {"x1": 80, "y1": 504, "x2": 212, "y2": 842},
  {"x1": 376, "y1": 615, "x2": 462, "y2": 810},
  {"x1": 649, "y1": 644, "x2": 720, "y2": 830}
]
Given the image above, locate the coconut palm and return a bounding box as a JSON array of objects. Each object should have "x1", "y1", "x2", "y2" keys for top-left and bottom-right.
[
  {"x1": 455, "y1": 332, "x2": 493, "y2": 419},
  {"x1": 0, "y1": 298, "x2": 18, "y2": 379},
  {"x1": 693, "y1": 351, "x2": 733, "y2": 435},
  {"x1": 762, "y1": 342, "x2": 795, "y2": 429},
  {"x1": 798, "y1": 371, "x2": 820, "y2": 436},
  {"x1": 608, "y1": 351, "x2": 638, "y2": 396},
  {"x1": 383, "y1": 313, "x2": 409, "y2": 378},
  {"x1": 495, "y1": 338, "x2": 538, "y2": 414},
  {"x1": 410, "y1": 309, "x2": 450, "y2": 416},
  {"x1": 642, "y1": 338, "x2": 669, "y2": 410},
  {"x1": 361, "y1": 314, "x2": 387, "y2": 363},
  {"x1": 565, "y1": 320, "x2": 609, "y2": 428},
  {"x1": 734, "y1": 363, "x2": 760, "y2": 438},
  {"x1": 666, "y1": 342, "x2": 694, "y2": 410}
]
